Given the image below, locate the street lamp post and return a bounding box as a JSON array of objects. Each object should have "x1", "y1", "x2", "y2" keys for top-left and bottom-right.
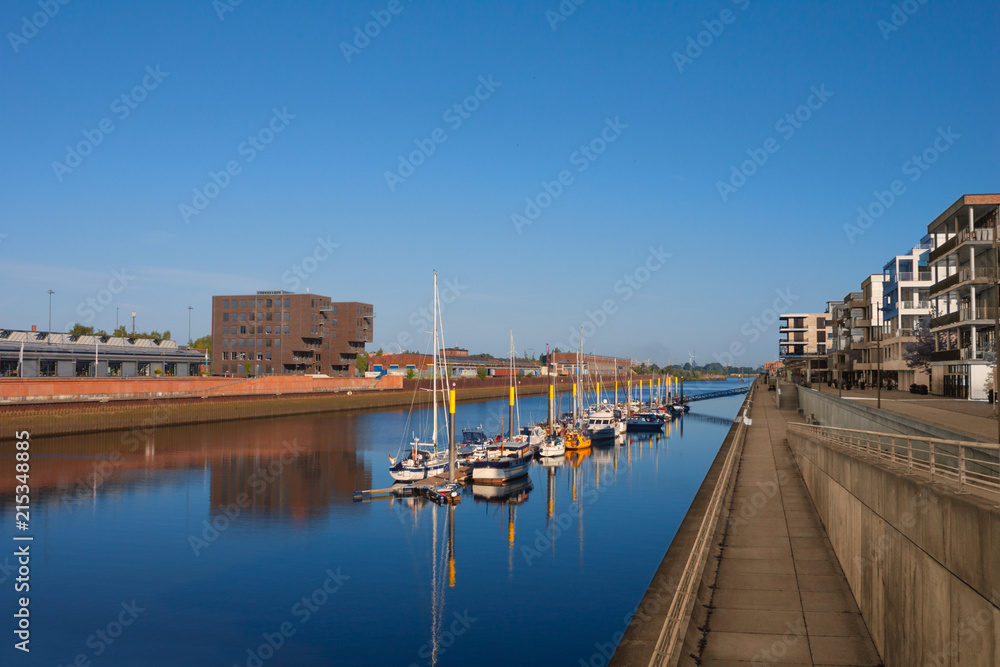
[
  {"x1": 132, "y1": 311, "x2": 136, "y2": 335},
  {"x1": 877, "y1": 304, "x2": 883, "y2": 410},
  {"x1": 188, "y1": 306, "x2": 193, "y2": 346},
  {"x1": 47, "y1": 290, "x2": 54, "y2": 342}
]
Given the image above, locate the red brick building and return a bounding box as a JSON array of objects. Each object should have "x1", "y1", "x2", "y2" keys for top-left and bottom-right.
[
  {"x1": 211, "y1": 291, "x2": 372, "y2": 377},
  {"x1": 543, "y1": 352, "x2": 630, "y2": 376}
]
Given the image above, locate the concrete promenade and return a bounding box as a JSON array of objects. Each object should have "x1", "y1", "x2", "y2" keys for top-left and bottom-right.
[
  {"x1": 689, "y1": 389, "x2": 882, "y2": 665},
  {"x1": 811, "y1": 383, "x2": 1000, "y2": 443}
]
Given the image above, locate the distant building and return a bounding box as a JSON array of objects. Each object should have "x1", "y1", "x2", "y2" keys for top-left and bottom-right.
[
  {"x1": 368, "y1": 351, "x2": 541, "y2": 378},
  {"x1": 542, "y1": 353, "x2": 630, "y2": 377},
  {"x1": 880, "y1": 241, "x2": 933, "y2": 389},
  {"x1": 763, "y1": 361, "x2": 783, "y2": 375},
  {"x1": 211, "y1": 291, "x2": 372, "y2": 377},
  {"x1": 778, "y1": 313, "x2": 832, "y2": 383},
  {"x1": 0, "y1": 327, "x2": 206, "y2": 378}
]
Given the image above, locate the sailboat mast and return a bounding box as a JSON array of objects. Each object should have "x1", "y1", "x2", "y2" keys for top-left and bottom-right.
[
  {"x1": 508, "y1": 329, "x2": 515, "y2": 441},
  {"x1": 432, "y1": 273, "x2": 439, "y2": 448}
]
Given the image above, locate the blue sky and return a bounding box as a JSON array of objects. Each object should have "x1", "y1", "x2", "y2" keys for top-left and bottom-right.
[{"x1": 2, "y1": 0, "x2": 997, "y2": 365}]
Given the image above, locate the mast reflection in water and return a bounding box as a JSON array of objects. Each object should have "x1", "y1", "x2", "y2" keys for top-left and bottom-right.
[{"x1": 0, "y1": 381, "x2": 746, "y2": 666}]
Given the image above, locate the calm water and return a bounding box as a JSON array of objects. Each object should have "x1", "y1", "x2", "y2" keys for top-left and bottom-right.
[{"x1": 0, "y1": 380, "x2": 746, "y2": 666}]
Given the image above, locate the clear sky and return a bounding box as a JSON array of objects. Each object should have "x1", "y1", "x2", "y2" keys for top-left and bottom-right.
[{"x1": 2, "y1": 0, "x2": 997, "y2": 365}]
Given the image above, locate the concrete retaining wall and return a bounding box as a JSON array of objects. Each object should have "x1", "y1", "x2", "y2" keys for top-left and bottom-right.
[
  {"x1": 794, "y1": 385, "x2": 989, "y2": 443},
  {"x1": 788, "y1": 431, "x2": 1000, "y2": 666}
]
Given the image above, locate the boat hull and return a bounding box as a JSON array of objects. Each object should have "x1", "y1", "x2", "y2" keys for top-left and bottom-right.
[{"x1": 471, "y1": 454, "x2": 532, "y2": 483}]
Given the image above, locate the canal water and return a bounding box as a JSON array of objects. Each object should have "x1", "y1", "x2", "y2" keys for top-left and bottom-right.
[{"x1": 1, "y1": 380, "x2": 747, "y2": 666}]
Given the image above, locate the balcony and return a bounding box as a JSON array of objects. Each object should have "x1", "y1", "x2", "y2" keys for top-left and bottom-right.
[
  {"x1": 895, "y1": 271, "x2": 933, "y2": 282},
  {"x1": 929, "y1": 305, "x2": 998, "y2": 329},
  {"x1": 930, "y1": 349, "x2": 962, "y2": 362},
  {"x1": 929, "y1": 227, "x2": 995, "y2": 264},
  {"x1": 899, "y1": 300, "x2": 931, "y2": 310},
  {"x1": 931, "y1": 266, "x2": 998, "y2": 297}
]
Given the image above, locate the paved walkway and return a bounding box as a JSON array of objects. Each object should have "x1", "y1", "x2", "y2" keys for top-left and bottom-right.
[
  {"x1": 689, "y1": 392, "x2": 882, "y2": 666},
  {"x1": 811, "y1": 383, "x2": 1000, "y2": 443}
]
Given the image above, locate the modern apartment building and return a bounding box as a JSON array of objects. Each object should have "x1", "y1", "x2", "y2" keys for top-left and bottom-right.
[
  {"x1": 778, "y1": 312, "x2": 832, "y2": 382},
  {"x1": 926, "y1": 195, "x2": 1000, "y2": 399},
  {"x1": 880, "y1": 242, "x2": 933, "y2": 388},
  {"x1": 852, "y1": 275, "x2": 887, "y2": 387},
  {"x1": 211, "y1": 291, "x2": 373, "y2": 377}
]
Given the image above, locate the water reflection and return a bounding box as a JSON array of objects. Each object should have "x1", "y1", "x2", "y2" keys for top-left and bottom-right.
[{"x1": 2, "y1": 414, "x2": 371, "y2": 521}]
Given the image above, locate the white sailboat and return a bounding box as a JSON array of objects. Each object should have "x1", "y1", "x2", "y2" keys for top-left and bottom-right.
[
  {"x1": 470, "y1": 331, "x2": 533, "y2": 483},
  {"x1": 538, "y1": 348, "x2": 565, "y2": 457},
  {"x1": 389, "y1": 273, "x2": 452, "y2": 482}
]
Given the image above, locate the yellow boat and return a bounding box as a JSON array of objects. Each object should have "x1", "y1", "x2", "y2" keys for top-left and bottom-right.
[{"x1": 564, "y1": 429, "x2": 591, "y2": 450}]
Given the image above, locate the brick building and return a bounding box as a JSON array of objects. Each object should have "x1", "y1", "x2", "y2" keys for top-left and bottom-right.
[{"x1": 211, "y1": 291, "x2": 372, "y2": 377}]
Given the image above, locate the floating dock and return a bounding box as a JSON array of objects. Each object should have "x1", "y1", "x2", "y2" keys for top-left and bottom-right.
[{"x1": 353, "y1": 466, "x2": 472, "y2": 505}]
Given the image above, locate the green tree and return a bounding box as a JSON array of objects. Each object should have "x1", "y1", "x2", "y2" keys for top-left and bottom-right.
[
  {"x1": 192, "y1": 335, "x2": 212, "y2": 354},
  {"x1": 113, "y1": 325, "x2": 128, "y2": 338},
  {"x1": 68, "y1": 323, "x2": 95, "y2": 336},
  {"x1": 356, "y1": 353, "x2": 369, "y2": 375},
  {"x1": 476, "y1": 366, "x2": 488, "y2": 380},
  {"x1": 244, "y1": 363, "x2": 253, "y2": 376},
  {"x1": 406, "y1": 368, "x2": 415, "y2": 380}
]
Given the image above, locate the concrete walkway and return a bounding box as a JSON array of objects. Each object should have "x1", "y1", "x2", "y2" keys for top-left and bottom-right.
[
  {"x1": 812, "y1": 383, "x2": 1000, "y2": 443},
  {"x1": 690, "y1": 392, "x2": 882, "y2": 666}
]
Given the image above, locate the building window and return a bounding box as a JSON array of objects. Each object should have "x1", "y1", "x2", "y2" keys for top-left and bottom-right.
[
  {"x1": 257, "y1": 325, "x2": 263, "y2": 334},
  {"x1": 257, "y1": 339, "x2": 263, "y2": 347},
  {"x1": 266, "y1": 326, "x2": 272, "y2": 334},
  {"x1": 138, "y1": 362, "x2": 149, "y2": 377},
  {"x1": 257, "y1": 354, "x2": 263, "y2": 361},
  {"x1": 283, "y1": 326, "x2": 290, "y2": 334},
  {"x1": 266, "y1": 299, "x2": 272, "y2": 308},
  {"x1": 223, "y1": 300, "x2": 229, "y2": 308},
  {"x1": 258, "y1": 299, "x2": 264, "y2": 308},
  {"x1": 223, "y1": 340, "x2": 229, "y2": 348},
  {"x1": 266, "y1": 365, "x2": 271, "y2": 373},
  {"x1": 75, "y1": 361, "x2": 92, "y2": 377},
  {"x1": 189, "y1": 363, "x2": 199, "y2": 376},
  {"x1": 284, "y1": 299, "x2": 290, "y2": 308},
  {"x1": 266, "y1": 352, "x2": 272, "y2": 360},
  {"x1": 240, "y1": 300, "x2": 247, "y2": 308},
  {"x1": 240, "y1": 339, "x2": 246, "y2": 347},
  {"x1": 249, "y1": 339, "x2": 254, "y2": 348},
  {"x1": 283, "y1": 313, "x2": 290, "y2": 321},
  {"x1": 223, "y1": 313, "x2": 229, "y2": 322},
  {"x1": 266, "y1": 339, "x2": 272, "y2": 347},
  {"x1": 266, "y1": 312, "x2": 272, "y2": 321},
  {"x1": 275, "y1": 339, "x2": 281, "y2": 347},
  {"x1": 240, "y1": 313, "x2": 247, "y2": 322},
  {"x1": 164, "y1": 363, "x2": 176, "y2": 376}
]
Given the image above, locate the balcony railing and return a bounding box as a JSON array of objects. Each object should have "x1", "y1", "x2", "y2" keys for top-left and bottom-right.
[
  {"x1": 896, "y1": 271, "x2": 933, "y2": 282},
  {"x1": 958, "y1": 266, "x2": 997, "y2": 284},
  {"x1": 900, "y1": 300, "x2": 931, "y2": 310},
  {"x1": 929, "y1": 227, "x2": 996, "y2": 263}
]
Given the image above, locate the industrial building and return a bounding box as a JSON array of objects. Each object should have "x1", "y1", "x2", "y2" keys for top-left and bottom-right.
[{"x1": 0, "y1": 327, "x2": 207, "y2": 378}]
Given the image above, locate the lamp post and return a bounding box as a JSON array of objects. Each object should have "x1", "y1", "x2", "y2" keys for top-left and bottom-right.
[
  {"x1": 188, "y1": 306, "x2": 193, "y2": 346},
  {"x1": 116, "y1": 307, "x2": 119, "y2": 331},
  {"x1": 877, "y1": 304, "x2": 883, "y2": 410},
  {"x1": 47, "y1": 290, "x2": 54, "y2": 342},
  {"x1": 132, "y1": 311, "x2": 136, "y2": 335}
]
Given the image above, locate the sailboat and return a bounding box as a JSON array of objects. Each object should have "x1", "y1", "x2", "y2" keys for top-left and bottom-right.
[
  {"x1": 470, "y1": 331, "x2": 533, "y2": 483},
  {"x1": 538, "y1": 347, "x2": 565, "y2": 457},
  {"x1": 563, "y1": 337, "x2": 591, "y2": 450},
  {"x1": 389, "y1": 273, "x2": 452, "y2": 482}
]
